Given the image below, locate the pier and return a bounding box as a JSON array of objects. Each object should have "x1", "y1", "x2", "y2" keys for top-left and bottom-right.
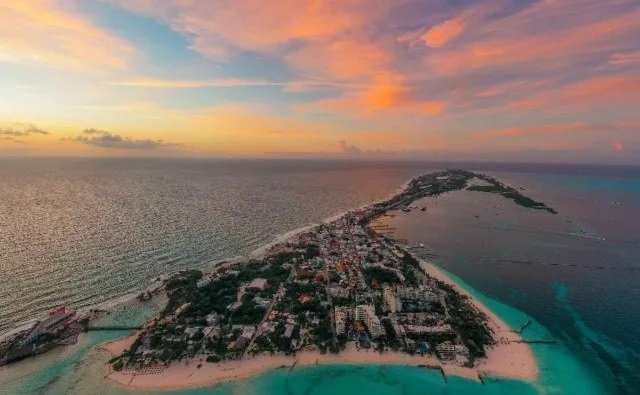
[
  {"x1": 513, "y1": 319, "x2": 531, "y2": 334},
  {"x1": 514, "y1": 339, "x2": 556, "y2": 344},
  {"x1": 420, "y1": 364, "x2": 447, "y2": 383}
]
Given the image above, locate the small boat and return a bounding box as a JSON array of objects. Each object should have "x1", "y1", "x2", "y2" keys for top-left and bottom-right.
[{"x1": 420, "y1": 207, "x2": 426, "y2": 211}]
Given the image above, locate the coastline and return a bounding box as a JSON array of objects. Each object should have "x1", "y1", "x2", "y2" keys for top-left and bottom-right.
[
  {"x1": 103, "y1": 258, "x2": 537, "y2": 391},
  {"x1": 248, "y1": 177, "x2": 414, "y2": 261},
  {"x1": 101, "y1": 172, "x2": 539, "y2": 391}
]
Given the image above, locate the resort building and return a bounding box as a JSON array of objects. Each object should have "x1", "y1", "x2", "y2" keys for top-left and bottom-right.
[
  {"x1": 383, "y1": 286, "x2": 402, "y2": 313},
  {"x1": 334, "y1": 306, "x2": 350, "y2": 335},
  {"x1": 436, "y1": 341, "x2": 470, "y2": 362},
  {"x1": 355, "y1": 305, "x2": 384, "y2": 338}
]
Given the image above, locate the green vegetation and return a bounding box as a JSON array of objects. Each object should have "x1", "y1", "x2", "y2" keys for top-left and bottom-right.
[
  {"x1": 467, "y1": 177, "x2": 557, "y2": 214},
  {"x1": 112, "y1": 358, "x2": 124, "y2": 371},
  {"x1": 363, "y1": 267, "x2": 401, "y2": 286},
  {"x1": 439, "y1": 281, "x2": 492, "y2": 360}
]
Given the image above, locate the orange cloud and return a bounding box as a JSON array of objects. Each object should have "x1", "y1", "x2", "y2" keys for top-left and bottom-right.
[
  {"x1": 472, "y1": 122, "x2": 640, "y2": 141},
  {"x1": 564, "y1": 75, "x2": 640, "y2": 101},
  {"x1": 608, "y1": 51, "x2": 640, "y2": 66},
  {"x1": 421, "y1": 16, "x2": 467, "y2": 48},
  {"x1": 498, "y1": 74, "x2": 640, "y2": 112},
  {"x1": 113, "y1": 0, "x2": 382, "y2": 59},
  {"x1": 0, "y1": 1, "x2": 135, "y2": 70},
  {"x1": 299, "y1": 72, "x2": 445, "y2": 115},
  {"x1": 427, "y1": 2, "x2": 639, "y2": 75}
]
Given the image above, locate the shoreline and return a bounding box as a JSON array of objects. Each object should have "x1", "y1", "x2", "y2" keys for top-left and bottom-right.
[
  {"x1": 103, "y1": 258, "x2": 538, "y2": 391},
  {"x1": 102, "y1": 172, "x2": 539, "y2": 391}
]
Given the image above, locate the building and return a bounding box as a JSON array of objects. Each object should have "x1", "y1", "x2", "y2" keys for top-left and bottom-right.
[
  {"x1": 334, "y1": 307, "x2": 350, "y2": 335},
  {"x1": 247, "y1": 278, "x2": 268, "y2": 292},
  {"x1": 402, "y1": 324, "x2": 452, "y2": 335},
  {"x1": 436, "y1": 341, "x2": 469, "y2": 361},
  {"x1": 298, "y1": 294, "x2": 314, "y2": 304},
  {"x1": 205, "y1": 313, "x2": 220, "y2": 326},
  {"x1": 397, "y1": 286, "x2": 438, "y2": 303},
  {"x1": 355, "y1": 305, "x2": 384, "y2": 338},
  {"x1": 327, "y1": 286, "x2": 349, "y2": 299},
  {"x1": 383, "y1": 286, "x2": 402, "y2": 313},
  {"x1": 283, "y1": 324, "x2": 295, "y2": 339}
]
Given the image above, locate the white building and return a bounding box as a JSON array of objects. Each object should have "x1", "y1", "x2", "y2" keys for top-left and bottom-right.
[
  {"x1": 355, "y1": 305, "x2": 384, "y2": 338},
  {"x1": 436, "y1": 341, "x2": 469, "y2": 361},
  {"x1": 402, "y1": 324, "x2": 452, "y2": 335},
  {"x1": 383, "y1": 286, "x2": 402, "y2": 313},
  {"x1": 397, "y1": 286, "x2": 438, "y2": 303},
  {"x1": 334, "y1": 306, "x2": 350, "y2": 335}
]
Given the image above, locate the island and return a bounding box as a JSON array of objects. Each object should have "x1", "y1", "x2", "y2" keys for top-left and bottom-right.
[
  {"x1": 466, "y1": 173, "x2": 557, "y2": 214},
  {"x1": 101, "y1": 169, "x2": 545, "y2": 390}
]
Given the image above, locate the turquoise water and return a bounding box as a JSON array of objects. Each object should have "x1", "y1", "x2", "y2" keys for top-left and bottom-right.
[
  {"x1": 164, "y1": 269, "x2": 604, "y2": 395},
  {"x1": 1, "y1": 267, "x2": 604, "y2": 395},
  {"x1": 0, "y1": 302, "x2": 158, "y2": 395},
  {"x1": 2, "y1": 161, "x2": 637, "y2": 394}
]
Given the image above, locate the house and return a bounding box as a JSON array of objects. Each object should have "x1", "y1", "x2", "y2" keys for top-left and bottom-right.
[
  {"x1": 205, "y1": 313, "x2": 220, "y2": 326},
  {"x1": 298, "y1": 294, "x2": 314, "y2": 304},
  {"x1": 247, "y1": 278, "x2": 269, "y2": 292},
  {"x1": 283, "y1": 324, "x2": 295, "y2": 338}
]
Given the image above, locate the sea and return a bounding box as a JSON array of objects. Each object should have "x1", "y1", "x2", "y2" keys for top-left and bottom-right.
[{"x1": 0, "y1": 158, "x2": 638, "y2": 395}]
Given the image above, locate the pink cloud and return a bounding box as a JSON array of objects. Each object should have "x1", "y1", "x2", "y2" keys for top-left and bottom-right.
[
  {"x1": 421, "y1": 16, "x2": 467, "y2": 49},
  {"x1": 0, "y1": 1, "x2": 135, "y2": 70}
]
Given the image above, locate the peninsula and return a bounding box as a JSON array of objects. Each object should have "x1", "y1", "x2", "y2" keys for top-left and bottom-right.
[{"x1": 103, "y1": 169, "x2": 545, "y2": 390}]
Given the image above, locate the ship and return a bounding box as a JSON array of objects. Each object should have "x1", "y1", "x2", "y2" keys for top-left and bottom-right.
[{"x1": 0, "y1": 306, "x2": 83, "y2": 366}]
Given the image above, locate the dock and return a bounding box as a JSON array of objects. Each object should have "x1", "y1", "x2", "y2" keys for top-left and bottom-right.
[
  {"x1": 420, "y1": 364, "x2": 447, "y2": 383},
  {"x1": 513, "y1": 319, "x2": 531, "y2": 334}
]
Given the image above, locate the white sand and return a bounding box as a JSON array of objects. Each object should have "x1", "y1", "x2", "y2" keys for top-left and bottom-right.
[
  {"x1": 418, "y1": 259, "x2": 538, "y2": 381},
  {"x1": 104, "y1": 259, "x2": 537, "y2": 391},
  {"x1": 103, "y1": 174, "x2": 538, "y2": 390}
]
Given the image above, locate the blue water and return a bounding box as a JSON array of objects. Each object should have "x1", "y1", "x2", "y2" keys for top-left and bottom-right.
[{"x1": 0, "y1": 159, "x2": 638, "y2": 394}]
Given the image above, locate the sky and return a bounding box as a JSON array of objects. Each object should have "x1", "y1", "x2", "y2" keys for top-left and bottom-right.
[{"x1": 0, "y1": 0, "x2": 639, "y2": 163}]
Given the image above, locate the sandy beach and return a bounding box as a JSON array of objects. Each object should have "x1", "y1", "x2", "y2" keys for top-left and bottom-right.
[
  {"x1": 105, "y1": 342, "x2": 481, "y2": 391},
  {"x1": 418, "y1": 259, "x2": 538, "y2": 380},
  {"x1": 103, "y1": 257, "x2": 538, "y2": 391}
]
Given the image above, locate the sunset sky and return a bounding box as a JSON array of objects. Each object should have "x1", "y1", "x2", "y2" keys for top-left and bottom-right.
[{"x1": 0, "y1": 0, "x2": 639, "y2": 162}]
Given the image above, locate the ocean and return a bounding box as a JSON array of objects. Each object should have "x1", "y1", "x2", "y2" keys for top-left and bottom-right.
[{"x1": 0, "y1": 158, "x2": 638, "y2": 394}]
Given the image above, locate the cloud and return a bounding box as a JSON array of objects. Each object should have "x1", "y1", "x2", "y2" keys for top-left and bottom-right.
[
  {"x1": 108, "y1": 1, "x2": 436, "y2": 114},
  {"x1": 501, "y1": 74, "x2": 640, "y2": 111},
  {"x1": 608, "y1": 51, "x2": 640, "y2": 66},
  {"x1": 338, "y1": 140, "x2": 362, "y2": 154},
  {"x1": 472, "y1": 121, "x2": 640, "y2": 141},
  {"x1": 426, "y1": 1, "x2": 640, "y2": 76},
  {"x1": 421, "y1": 16, "x2": 467, "y2": 48},
  {"x1": 65, "y1": 128, "x2": 181, "y2": 150},
  {"x1": 106, "y1": 78, "x2": 360, "y2": 90},
  {"x1": 0, "y1": 124, "x2": 49, "y2": 137},
  {"x1": 0, "y1": 1, "x2": 135, "y2": 70},
  {"x1": 1, "y1": 136, "x2": 25, "y2": 144}
]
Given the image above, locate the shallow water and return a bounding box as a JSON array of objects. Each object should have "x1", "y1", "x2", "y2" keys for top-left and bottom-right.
[{"x1": 1, "y1": 159, "x2": 638, "y2": 394}]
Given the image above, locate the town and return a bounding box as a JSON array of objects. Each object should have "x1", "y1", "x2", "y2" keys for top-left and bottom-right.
[{"x1": 111, "y1": 169, "x2": 496, "y2": 372}]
